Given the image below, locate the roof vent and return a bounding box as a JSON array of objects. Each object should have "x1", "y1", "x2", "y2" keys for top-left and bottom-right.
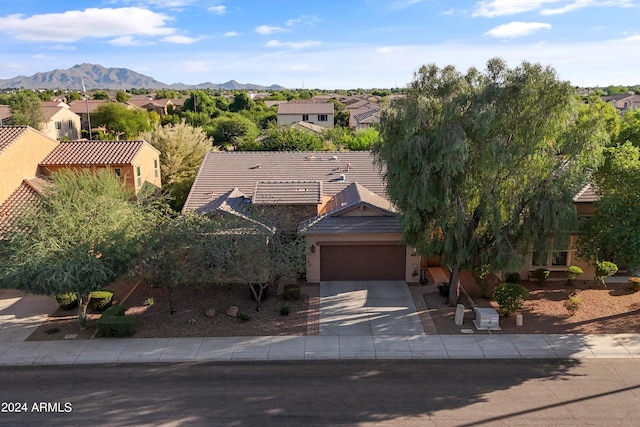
[
  {"x1": 346, "y1": 162, "x2": 352, "y2": 171},
  {"x1": 338, "y1": 174, "x2": 346, "y2": 181},
  {"x1": 329, "y1": 155, "x2": 338, "y2": 160}
]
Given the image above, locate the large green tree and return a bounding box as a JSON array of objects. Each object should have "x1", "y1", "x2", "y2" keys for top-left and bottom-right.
[
  {"x1": 616, "y1": 109, "x2": 640, "y2": 147},
  {"x1": 0, "y1": 169, "x2": 160, "y2": 319},
  {"x1": 141, "y1": 121, "x2": 213, "y2": 211},
  {"x1": 577, "y1": 142, "x2": 640, "y2": 272},
  {"x1": 374, "y1": 58, "x2": 607, "y2": 305},
  {"x1": 8, "y1": 90, "x2": 45, "y2": 130},
  {"x1": 92, "y1": 103, "x2": 154, "y2": 139}
]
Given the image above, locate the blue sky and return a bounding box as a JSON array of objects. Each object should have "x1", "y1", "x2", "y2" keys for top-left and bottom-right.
[{"x1": 0, "y1": 0, "x2": 638, "y2": 89}]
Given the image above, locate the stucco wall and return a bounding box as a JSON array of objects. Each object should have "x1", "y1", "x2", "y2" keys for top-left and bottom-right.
[
  {"x1": 0, "y1": 130, "x2": 58, "y2": 204},
  {"x1": 41, "y1": 109, "x2": 82, "y2": 140},
  {"x1": 277, "y1": 114, "x2": 335, "y2": 128},
  {"x1": 304, "y1": 233, "x2": 418, "y2": 283},
  {"x1": 133, "y1": 143, "x2": 162, "y2": 191}
]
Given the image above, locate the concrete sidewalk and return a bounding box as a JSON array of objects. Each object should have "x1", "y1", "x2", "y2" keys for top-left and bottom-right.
[{"x1": 2, "y1": 334, "x2": 640, "y2": 365}]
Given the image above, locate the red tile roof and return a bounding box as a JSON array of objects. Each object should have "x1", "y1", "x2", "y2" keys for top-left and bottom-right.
[
  {"x1": 278, "y1": 102, "x2": 334, "y2": 115},
  {"x1": 0, "y1": 125, "x2": 30, "y2": 154},
  {"x1": 0, "y1": 178, "x2": 46, "y2": 234},
  {"x1": 40, "y1": 140, "x2": 152, "y2": 166}
]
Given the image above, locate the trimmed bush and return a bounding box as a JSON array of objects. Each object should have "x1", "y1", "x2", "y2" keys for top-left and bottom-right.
[
  {"x1": 564, "y1": 292, "x2": 583, "y2": 315},
  {"x1": 629, "y1": 277, "x2": 640, "y2": 292},
  {"x1": 505, "y1": 272, "x2": 521, "y2": 284},
  {"x1": 533, "y1": 268, "x2": 550, "y2": 286},
  {"x1": 595, "y1": 261, "x2": 618, "y2": 286},
  {"x1": 96, "y1": 304, "x2": 135, "y2": 337},
  {"x1": 87, "y1": 290, "x2": 114, "y2": 313},
  {"x1": 282, "y1": 284, "x2": 300, "y2": 301},
  {"x1": 96, "y1": 316, "x2": 136, "y2": 338},
  {"x1": 55, "y1": 292, "x2": 78, "y2": 310},
  {"x1": 492, "y1": 282, "x2": 529, "y2": 317},
  {"x1": 566, "y1": 266, "x2": 584, "y2": 284},
  {"x1": 437, "y1": 282, "x2": 449, "y2": 298},
  {"x1": 279, "y1": 305, "x2": 290, "y2": 316}
]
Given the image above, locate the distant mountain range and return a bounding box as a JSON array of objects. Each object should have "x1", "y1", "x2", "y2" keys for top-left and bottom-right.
[{"x1": 0, "y1": 63, "x2": 287, "y2": 91}]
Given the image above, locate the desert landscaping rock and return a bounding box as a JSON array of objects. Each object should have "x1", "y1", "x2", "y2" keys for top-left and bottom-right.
[
  {"x1": 226, "y1": 306, "x2": 239, "y2": 317},
  {"x1": 205, "y1": 309, "x2": 217, "y2": 318}
]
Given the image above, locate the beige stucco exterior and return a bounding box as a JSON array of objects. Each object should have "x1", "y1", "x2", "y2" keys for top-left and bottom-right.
[
  {"x1": 277, "y1": 113, "x2": 335, "y2": 128},
  {"x1": 0, "y1": 129, "x2": 59, "y2": 204},
  {"x1": 41, "y1": 108, "x2": 82, "y2": 141}
]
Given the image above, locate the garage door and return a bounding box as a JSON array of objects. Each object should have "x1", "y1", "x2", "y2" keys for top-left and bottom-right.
[{"x1": 320, "y1": 244, "x2": 406, "y2": 281}]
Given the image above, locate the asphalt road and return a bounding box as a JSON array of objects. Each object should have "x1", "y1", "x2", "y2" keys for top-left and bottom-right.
[{"x1": 1, "y1": 359, "x2": 639, "y2": 426}]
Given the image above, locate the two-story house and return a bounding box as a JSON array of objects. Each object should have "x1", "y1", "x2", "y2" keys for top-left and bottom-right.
[{"x1": 277, "y1": 101, "x2": 335, "y2": 129}]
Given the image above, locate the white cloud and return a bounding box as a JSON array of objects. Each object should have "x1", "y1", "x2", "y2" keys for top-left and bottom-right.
[
  {"x1": 377, "y1": 46, "x2": 396, "y2": 54},
  {"x1": 32, "y1": 54, "x2": 54, "y2": 60},
  {"x1": 255, "y1": 25, "x2": 289, "y2": 35},
  {"x1": 209, "y1": 5, "x2": 226, "y2": 15},
  {"x1": 474, "y1": 0, "x2": 562, "y2": 17},
  {"x1": 0, "y1": 8, "x2": 175, "y2": 43},
  {"x1": 285, "y1": 15, "x2": 321, "y2": 27},
  {"x1": 485, "y1": 21, "x2": 552, "y2": 38},
  {"x1": 474, "y1": 0, "x2": 634, "y2": 17},
  {"x1": 265, "y1": 39, "x2": 321, "y2": 49},
  {"x1": 223, "y1": 31, "x2": 242, "y2": 37},
  {"x1": 109, "y1": 36, "x2": 147, "y2": 46},
  {"x1": 116, "y1": 0, "x2": 196, "y2": 7},
  {"x1": 162, "y1": 35, "x2": 198, "y2": 44}
]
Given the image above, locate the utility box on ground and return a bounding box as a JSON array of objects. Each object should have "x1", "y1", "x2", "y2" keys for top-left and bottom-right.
[{"x1": 473, "y1": 308, "x2": 501, "y2": 331}]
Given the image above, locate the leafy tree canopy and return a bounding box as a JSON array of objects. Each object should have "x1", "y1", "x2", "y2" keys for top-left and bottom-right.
[
  {"x1": 92, "y1": 102, "x2": 154, "y2": 139},
  {"x1": 374, "y1": 58, "x2": 607, "y2": 305},
  {"x1": 0, "y1": 169, "x2": 161, "y2": 312},
  {"x1": 92, "y1": 90, "x2": 110, "y2": 100},
  {"x1": 8, "y1": 90, "x2": 45, "y2": 130},
  {"x1": 210, "y1": 113, "x2": 260, "y2": 149},
  {"x1": 577, "y1": 142, "x2": 640, "y2": 271},
  {"x1": 115, "y1": 90, "x2": 130, "y2": 102},
  {"x1": 616, "y1": 109, "x2": 640, "y2": 147}
]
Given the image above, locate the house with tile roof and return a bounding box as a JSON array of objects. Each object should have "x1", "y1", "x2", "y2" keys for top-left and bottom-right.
[
  {"x1": 277, "y1": 101, "x2": 334, "y2": 129},
  {"x1": 0, "y1": 103, "x2": 81, "y2": 140},
  {"x1": 184, "y1": 150, "x2": 604, "y2": 283},
  {"x1": 183, "y1": 151, "x2": 417, "y2": 283},
  {"x1": 39, "y1": 139, "x2": 161, "y2": 193},
  {"x1": 0, "y1": 125, "x2": 161, "y2": 234}
]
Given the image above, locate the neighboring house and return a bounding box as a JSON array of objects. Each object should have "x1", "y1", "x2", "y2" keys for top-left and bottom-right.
[
  {"x1": 0, "y1": 125, "x2": 162, "y2": 234},
  {"x1": 40, "y1": 106, "x2": 81, "y2": 140},
  {"x1": 277, "y1": 101, "x2": 334, "y2": 128},
  {"x1": 39, "y1": 139, "x2": 162, "y2": 193},
  {"x1": 602, "y1": 94, "x2": 640, "y2": 114},
  {"x1": 127, "y1": 97, "x2": 177, "y2": 116},
  {"x1": 183, "y1": 151, "x2": 417, "y2": 283},
  {"x1": 348, "y1": 108, "x2": 380, "y2": 130}
]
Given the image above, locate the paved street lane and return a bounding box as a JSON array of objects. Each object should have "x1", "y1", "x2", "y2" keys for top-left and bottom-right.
[{"x1": 1, "y1": 359, "x2": 640, "y2": 426}]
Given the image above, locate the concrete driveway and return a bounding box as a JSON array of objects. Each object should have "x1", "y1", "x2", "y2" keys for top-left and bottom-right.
[
  {"x1": 319, "y1": 281, "x2": 425, "y2": 336},
  {"x1": 0, "y1": 289, "x2": 58, "y2": 343}
]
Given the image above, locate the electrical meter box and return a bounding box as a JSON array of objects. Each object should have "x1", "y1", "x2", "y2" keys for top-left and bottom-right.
[{"x1": 473, "y1": 308, "x2": 501, "y2": 330}]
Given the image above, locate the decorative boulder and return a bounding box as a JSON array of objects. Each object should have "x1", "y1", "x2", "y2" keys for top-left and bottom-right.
[
  {"x1": 205, "y1": 308, "x2": 217, "y2": 318},
  {"x1": 226, "y1": 306, "x2": 239, "y2": 317}
]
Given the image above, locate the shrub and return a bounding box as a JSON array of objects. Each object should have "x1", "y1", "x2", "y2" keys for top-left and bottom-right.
[
  {"x1": 595, "y1": 261, "x2": 618, "y2": 287},
  {"x1": 437, "y1": 282, "x2": 450, "y2": 298},
  {"x1": 96, "y1": 304, "x2": 135, "y2": 337},
  {"x1": 505, "y1": 272, "x2": 521, "y2": 284},
  {"x1": 629, "y1": 277, "x2": 640, "y2": 292},
  {"x1": 566, "y1": 266, "x2": 584, "y2": 285},
  {"x1": 492, "y1": 282, "x2": 529, "y2": 317},
  {"x1": 564, "y1": 292, "x2": 583, "y2": 315},
  {"x1": 282, "y1": 284, "x2": 300, "y2": 301},
  {"x1": 55, "y1": 292, "x2": 78, "y2": 310},
  {"x1": 237, "y1": 312, "x2": 251, "y2": 322},
  {"x1": 533, "y1": 268, "x2": 550, "y2": 286},
  {"x1": 87, "y1": 290, "x2": 114, "y2": 313},
  {"x1": 279, "y1": 305, "x2": 290, "y2": 316},
  {"x1": 96, "y1": 316, "x2": 136, "y2": 337}
]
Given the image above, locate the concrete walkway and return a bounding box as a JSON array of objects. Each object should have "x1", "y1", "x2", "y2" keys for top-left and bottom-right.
[
  {"x1": 319, "y1": 281, "x2": 425, "y2": 336},
  {"x1": 0, "y1": 289, "x2": 58, "y2": 343},
  {"x1": 2, "y1": 334, "x2": 640, "y2": 365}
]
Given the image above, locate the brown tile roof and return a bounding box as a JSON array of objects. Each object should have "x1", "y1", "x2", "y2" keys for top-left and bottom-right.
[
  {"x1": 278, "y1": 102, "x2": 334, "y2": 115},
  {"x1": 0, "y1": 178, "x2": 46, "y2": 234},
  {"x1": 574, "y1": 183, "x2": 598, "y2": 203},
  {"x1": 322, "y1": 182, "x2": 395, "y2": 215},
  {"x1": 68, "y1": 100, "x2": 110, "y2": 114},
  {"x1": 183, "y1": 151, "x2": 387, "y2": 213},
  {"x1": 299, "y1": 216, "x2": 402, "y2": 235},
  {"x1": 194, "y1": 188, "x2": 275, "y2": 232},
  {"x1": 0, "y1": 125, "x2": 29, "y2": 154},
  {"x1": 40, "y1": 140, "x2": 154, "y2": 166},
  {"x1": 253, "y1": 181, "x2": 323, "y2": 205}
]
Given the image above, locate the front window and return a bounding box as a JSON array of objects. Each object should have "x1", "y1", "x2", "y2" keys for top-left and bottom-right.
[
  {"x1": 302, "y1": 114, "x2": 309, "y2": 121},
  {"x1": 531, "y1": 234, "x2": 570, "y2": 267},
  {"x1": 318, "y1": 114, "x2": 328, "y2": 122},
  {"x1": 68, "y1": 120, "x2": 74, "y2": 128},
  {"x1": 114, "y1": 168, "x2": 121, "y2": 177},
  {"x1": 55, "y1": 121, "x2": 62, "y2": 130},
  {"x1": 135, "y1": 166, "x2": 142, "y2": 187},
  {"x1": 154, "y1": 159, "x2": 159, "y2": 178}
]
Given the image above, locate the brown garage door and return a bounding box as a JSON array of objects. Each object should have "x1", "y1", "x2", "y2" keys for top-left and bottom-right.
[{"x1": 320, "y1": 244, "x2": 406, "y2": 281}]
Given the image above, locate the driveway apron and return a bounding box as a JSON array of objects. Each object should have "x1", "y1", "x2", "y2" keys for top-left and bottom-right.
[{"x1": 319, "y1": 281, "x2": 425, "y2": 336}]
